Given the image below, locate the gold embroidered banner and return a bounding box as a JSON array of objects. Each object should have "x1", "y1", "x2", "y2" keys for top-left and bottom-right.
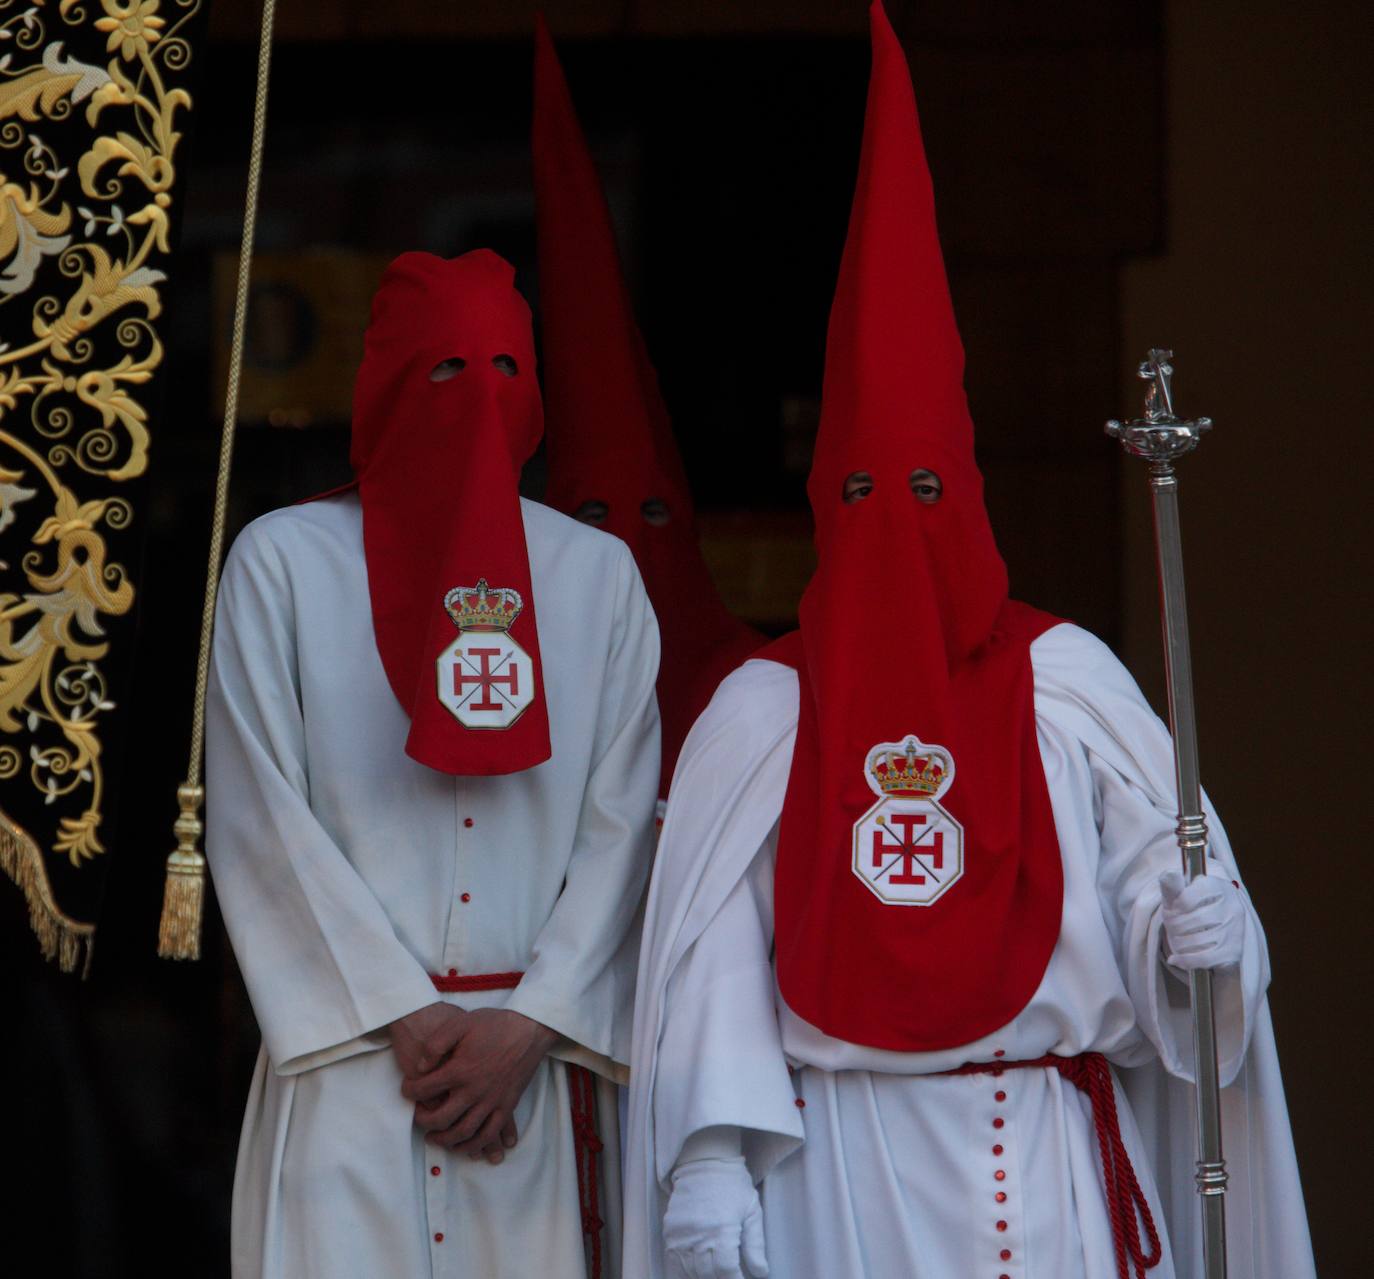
[{"x1": 0, "y1": 0, "x2": 205, "y2": 974}]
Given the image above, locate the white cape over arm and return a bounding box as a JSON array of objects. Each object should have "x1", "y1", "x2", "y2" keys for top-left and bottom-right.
[{"x1": 624, "y1": 624, "x2": 1314, "y2": 1279}]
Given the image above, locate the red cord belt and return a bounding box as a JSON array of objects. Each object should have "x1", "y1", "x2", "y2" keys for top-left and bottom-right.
[
  {"x1": 942, "y1": 1052, "x2": 1162, "y2": 1279},
  {"x1": 427, "y1": 971, "x2": 605, "y2": 1279},
  {"x1": 430, "y1": 968, "x2": 526, "y2": 992}
]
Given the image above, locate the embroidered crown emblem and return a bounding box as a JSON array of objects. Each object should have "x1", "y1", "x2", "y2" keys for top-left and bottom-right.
[
  {"x1": 865, "y1": 736, "x2": 954, "y2": 800},
  {"x1": 443, "y1": 579, "x2": 524, "y2": 632},
  {"x1": 854, "y1": 735, "x2": 964, "y2": 906}
]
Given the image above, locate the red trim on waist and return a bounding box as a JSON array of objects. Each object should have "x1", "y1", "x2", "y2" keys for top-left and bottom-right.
[
  {"x1": 429, "y1": 970, "x2": 524, "y2": 993},
  {"x1": 942, "y1": 1052, "x2": 1162, "y2": 1279}
]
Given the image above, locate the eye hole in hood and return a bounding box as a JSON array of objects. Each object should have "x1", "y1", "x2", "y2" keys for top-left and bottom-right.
[
  {"x1": 910, "y1": 469, "x2": 943, "y2": 504},
  {"x1": 429, "y1": 357, "x2": 466, "y2": 382},
  {"x1": 842, "y1": 471, "x2": 874, "y2": 504}
]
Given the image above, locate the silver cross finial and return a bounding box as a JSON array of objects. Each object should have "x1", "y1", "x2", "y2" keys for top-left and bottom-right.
[
  {"x1": 1107, "y1": 347, "x2": 1212, "y2": 465},
  {"x1": 1141, "y1": 348, "x2": 1176, "y2": 422}
]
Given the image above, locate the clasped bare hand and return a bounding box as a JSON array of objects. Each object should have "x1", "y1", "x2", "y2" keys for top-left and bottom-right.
[
  {"x1": 390, "y1": 1002, "x2": 468, "y2": 1078},
  {"x1": 399, "y1": 1007, "x2": 558, "y2": 1162},
  {"x1": 388, "y1": 1002, "x2": 531, "y2": 1164}
]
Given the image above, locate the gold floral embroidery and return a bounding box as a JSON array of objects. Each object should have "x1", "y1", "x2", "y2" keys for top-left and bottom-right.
[
  {"x1": 95, "y1": 0, "x2": 164, "y2": 63},
  {"x1": 0, "y1": 0, "x2": 200, "y2": 972}
]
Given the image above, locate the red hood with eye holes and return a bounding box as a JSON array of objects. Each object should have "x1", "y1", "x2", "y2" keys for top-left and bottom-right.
[
  {"x1": 769, "y1": 2, "x2": 1065, "y2": 1053},
  {"x1": 341, "y1": 249, "x2": 551, "y2": 776},
  {"x1": 532, "y1": 18, "x2": 764, "y2": 798}
]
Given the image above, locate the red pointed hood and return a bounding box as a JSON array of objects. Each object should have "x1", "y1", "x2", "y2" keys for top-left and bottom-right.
[
  {"x1": 807, "y1": 0, "x2": 1005, "y2": 666},
  {"x1": 771, "y1": 2, "x2": 1064, "y2": 1052},
  {"x1": 351, "y1": 249, "x2": 552, "y2": 776},
  {"x1": 533, "y1": 17, "x2": 763, "y2": 797}
]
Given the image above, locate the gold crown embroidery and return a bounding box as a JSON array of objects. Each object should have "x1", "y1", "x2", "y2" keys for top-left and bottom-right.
[{"x1": 443, "y1": 579, "x2": 524, "y2": 632}]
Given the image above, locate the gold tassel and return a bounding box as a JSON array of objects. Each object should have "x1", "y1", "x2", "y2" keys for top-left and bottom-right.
[
  {"x1": 160, "y1": 0, "x2": 277, "y2": 962},
  {"x1": 157, "y1": 783, "x2": 205, "y2": 960}
]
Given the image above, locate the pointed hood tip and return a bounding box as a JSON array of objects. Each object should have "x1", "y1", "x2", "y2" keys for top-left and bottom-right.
[
  {"x1": 813, "y1": 0, "x2": 965, "y2": 485},
  {"x1": 531, "y1": 20, "x2": 764, "y2": 795},
  {"x1": 869, "y1": 0, "x2": 898, "y2": 40},
  {"x1": 532, "y1": 11, "x2": 579, "y2": 148},
  {"x1": 531, "y1": 10, "x2": 688, "y2": 509},
  {"x1": 532, "y1": 13, "x2": 558, "y2": 87}
]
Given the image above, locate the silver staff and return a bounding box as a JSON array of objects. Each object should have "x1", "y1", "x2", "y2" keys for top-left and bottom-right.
[{"x1": 1107, "y1": 349, "x2": 1226, "y2": 1279}]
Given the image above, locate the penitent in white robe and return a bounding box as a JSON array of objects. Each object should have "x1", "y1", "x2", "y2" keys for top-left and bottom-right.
[
  {"x1": 625, "y1": 624, "x2": 1316, "y2": 1279},
  {"x1": 206, "y1": 491, "x2": 660, "y2": 1279}
]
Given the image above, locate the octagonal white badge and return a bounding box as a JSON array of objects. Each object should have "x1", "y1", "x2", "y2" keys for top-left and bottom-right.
[
  {"x1": 852, "y1": 735, "x2": 964, "y2": 906},
  {"x1": 435, "y1": 579, "x2": 536, "y2": 730}
]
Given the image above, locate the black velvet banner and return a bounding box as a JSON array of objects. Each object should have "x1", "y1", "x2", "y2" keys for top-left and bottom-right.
[{"x1": 0, "y1": 0, "x2": 208, "y2": 973}]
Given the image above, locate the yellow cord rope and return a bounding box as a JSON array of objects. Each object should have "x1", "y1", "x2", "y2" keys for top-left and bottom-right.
[{"x1": 159, "y1": 0, "x2": 279, "y2": 960}]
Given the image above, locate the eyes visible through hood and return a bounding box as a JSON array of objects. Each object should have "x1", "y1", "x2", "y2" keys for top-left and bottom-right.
[
  {"x1": 573, "y1": 498, "x2": 674, "y2": 528},
  {"x1": 428, "y1": 354, "x2": 521, "y2": 383},
  {"x1": 910, "y1": 470, "x2": 942, "y2": 504},
  {"x1": 574, "y1": 499, "x2": 609, "y2": 526},
  {"x1": 429, "y1": 357, "x2": 466, "y2": 382},
  {"x1": 841, "y1": 469, "x2": 943, "y2": 505}
]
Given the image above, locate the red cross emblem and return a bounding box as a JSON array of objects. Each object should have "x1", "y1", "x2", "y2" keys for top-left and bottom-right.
[
  {"x1": 453, "y1": 646, "x2": 521, "y2": 713},
  {"x1": 872, "y1": 811, "x2": 945, "y2": 886},
  {"x1": 852, "y1": 735, "x2": 963, "y2": 906},
  {"x1": 436, "y1": 579, "x2": 536, "y2": 730}
]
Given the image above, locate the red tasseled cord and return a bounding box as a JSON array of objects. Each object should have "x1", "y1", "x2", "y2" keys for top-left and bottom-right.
[{"x1": 568, "y1": 1063, "x2": 605, "y2": 1279}]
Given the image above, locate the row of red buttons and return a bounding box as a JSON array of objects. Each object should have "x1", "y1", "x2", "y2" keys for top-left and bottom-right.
[
  {"x1": 432, "y1": 1164, "x2": 444, "y2": 1243},
  {"x1": 444, "y1": 818, "x2": 480, "y2": 1027},
  {"x1": 992, "y1": 1049, "x2": 1012, "y2": 1276},
  {"x1": 459, "y1": 818, "x2": 474, "y2": 908},
  {"x1": 790, "y1": 1058, "x2": 1016, "y2": 1275}
]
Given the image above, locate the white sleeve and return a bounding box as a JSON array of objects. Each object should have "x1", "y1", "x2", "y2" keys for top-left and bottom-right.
[
  {"x1": 1092, "y1": 746, "x2": 1270, "y2": 1087},
  {"x1": 653, "y1": 837, "x2": 804, "y2": 1190},
  {"x1": 505, "y1": 543, "x2": 661, "y2": 1079},
  {"x1": 206, "y1": 524, "x2": 437, "y2": 1076}
]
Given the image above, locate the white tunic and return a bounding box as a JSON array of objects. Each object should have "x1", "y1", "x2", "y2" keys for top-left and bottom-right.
[
  {"x1": 206, "y1": 491, "x2": 660, "y2": 1279},
  {"x1": 626, "y1": 625, "x2": 1315, "y2": 1279}
]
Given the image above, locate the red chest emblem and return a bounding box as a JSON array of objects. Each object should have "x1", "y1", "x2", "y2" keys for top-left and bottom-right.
[
  {"x1": 852, "y1": 736, "x2": 964, "y2": 906},
  {"x1": 435, "y1": 579, "x2": 536, "y2": 730}
]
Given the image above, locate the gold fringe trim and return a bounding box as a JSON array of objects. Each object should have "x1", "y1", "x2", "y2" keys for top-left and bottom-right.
[
  {"x1": 156, "y1": 783, "x2": 205, "y2": 960},
  {"x1": 0, "y1": 810, "x2": 96, "y2": 978}
]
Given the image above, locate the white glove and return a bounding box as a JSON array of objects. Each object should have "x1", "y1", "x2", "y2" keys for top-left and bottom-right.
[
  {"x1": 1160, "y1": 869, "x2": 1246, "y2": 971},
  {"x1": 664, "y1": 1155, "x2": 768, "y2": 1279}
]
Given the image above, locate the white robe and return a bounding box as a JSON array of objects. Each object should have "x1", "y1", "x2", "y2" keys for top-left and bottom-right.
[
  {"x1": 626, "y1": 625, "x2": 1315, "y2": 1279},
  {"x1": 206, "y1": 491, "x2": 660, "y2": 1279}
]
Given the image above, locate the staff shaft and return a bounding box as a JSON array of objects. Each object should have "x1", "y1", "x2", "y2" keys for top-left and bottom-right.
[
  {"x1": 1149, "y1": 460, "x2": 1228, "y2": 1279},
  {"x1": 1107, "y1": 347, "x2": 1226, "y2": 1279}
]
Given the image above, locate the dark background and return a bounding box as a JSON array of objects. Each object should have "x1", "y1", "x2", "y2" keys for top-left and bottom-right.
[{"x1": 3, "y1": 1, "x2": 1369, "y2": 1274}]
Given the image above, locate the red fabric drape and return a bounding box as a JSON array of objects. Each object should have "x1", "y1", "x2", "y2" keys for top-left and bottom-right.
[
  {"x1": 351, "y1": 250, "x2": 551, "y2": 776},
  {"x1": 771, "y1": 2, "x2": 1065, "y2": 1052}
]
